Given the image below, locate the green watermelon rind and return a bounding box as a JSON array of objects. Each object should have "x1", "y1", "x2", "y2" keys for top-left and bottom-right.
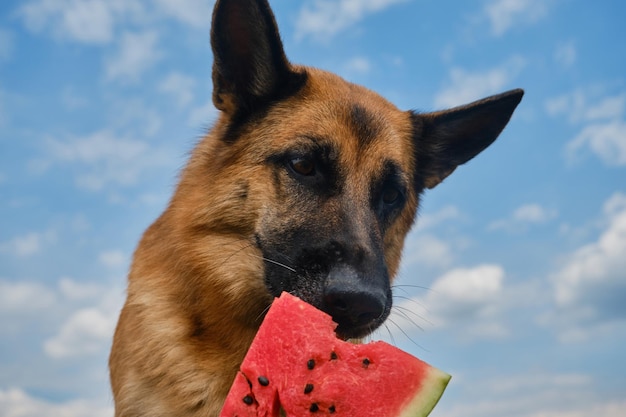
[{"x1": 397, "y1": 366, "x2": 451, "y2": 417}]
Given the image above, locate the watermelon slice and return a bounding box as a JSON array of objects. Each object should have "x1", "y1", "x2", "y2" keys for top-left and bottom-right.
[{"x1": 220, "y1": 292, "x2": 450, "y2": 417}]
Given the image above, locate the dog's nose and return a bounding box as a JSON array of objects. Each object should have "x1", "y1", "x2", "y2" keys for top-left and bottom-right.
[
  {"x1": 323, "y1": 265, "x2": 388, "y2": 336},
  {"x1": 324, "y1": 285, "x2": 384, "y2": 326}
]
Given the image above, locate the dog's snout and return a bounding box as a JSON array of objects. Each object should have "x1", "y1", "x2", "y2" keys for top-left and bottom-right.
[{"x1": 323, "y1": 265, "x2": 389, "y2": 339}]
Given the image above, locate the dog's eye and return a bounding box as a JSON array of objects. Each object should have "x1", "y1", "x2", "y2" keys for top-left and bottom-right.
[
  {"x1": 381, "y1": 186, "x2": 402, "y2": 206},
  {"x1": 289, "y1": 157, "x2": 316, "y2": 176}
]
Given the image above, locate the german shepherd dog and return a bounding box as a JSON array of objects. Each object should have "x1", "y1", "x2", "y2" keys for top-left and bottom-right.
[{"x1": 109, "y1": 0, "x2": 523, "y2": 415}]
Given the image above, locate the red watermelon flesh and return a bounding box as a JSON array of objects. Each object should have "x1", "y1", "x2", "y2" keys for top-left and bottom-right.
[{"x1": 220, "y1": 292, "x2": 450, "y2": 417}]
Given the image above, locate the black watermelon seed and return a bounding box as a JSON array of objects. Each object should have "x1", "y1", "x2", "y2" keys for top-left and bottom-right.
[
  {"x1": 258, "y1": 376, "x2": 269, "y2": 386},
  {"x1": 304, "y1": 383, "x2": 314, "y2": 394},
  {"x1": 309, "y1": 403, "x2": 319, "y2": 412},
  {"x1": 362, "y1": 358, "x2": 371, "y2": 368},
  {"x1": 242, "y1": 395, "x2": 254, "y2": 405},
  {"x1": 307, "y1": 359, "x2": 315, "y2": 370},
  {"x1": 329, "y1": 405, "x2": 336, "y2": 413},
  {"x1": 330, "y1": 351, "x2": 338, "y2": 360}
]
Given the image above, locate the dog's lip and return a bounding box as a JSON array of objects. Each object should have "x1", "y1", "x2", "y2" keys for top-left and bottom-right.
[
  {"x1": 275, "y1": 290, "x2": 385, "y2": 340},
  {"x1": 334, "y1": 322, "x2": 381, "y2": 341}
]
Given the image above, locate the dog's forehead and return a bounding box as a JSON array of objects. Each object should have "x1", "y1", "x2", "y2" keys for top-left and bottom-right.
[{"x1": 265, "y1": 68, "x2": 414, "y2": 168}]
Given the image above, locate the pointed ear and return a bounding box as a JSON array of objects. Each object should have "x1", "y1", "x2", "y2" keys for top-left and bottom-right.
[
  {"x1": 412, "y1": 89, "x2": 524, "y2": 189},
  {"x1": 211, "y1": 0, "x2": 306, "y2": 117}
]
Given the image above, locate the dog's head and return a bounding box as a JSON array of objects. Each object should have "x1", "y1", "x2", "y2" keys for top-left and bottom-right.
[{"x1": 170, "y1": 0, "x2": 522, "y2": 340}]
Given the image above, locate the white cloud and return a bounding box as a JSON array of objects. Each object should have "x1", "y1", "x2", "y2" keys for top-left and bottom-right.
[
  {"x1": 109, "y1": 98, "x2": 162, "y2": 137},
  {"x1": 13, "y1": 233, "x2": 41, "y2": 256},
  {"x1": 512, "y1": 204, "x2": 557, "y2": 223},
  {"x1": 433, "y1": 56, "x2": 525, "y2": 108},
  {"x1": 44, "y1": 307, "x2": 117, "y2": 358},
  {"x1": 58, "y1": 277, "x2": 105, "y2": 300},
  {"x1": 4, "y1": 233, "x2": 40, "y2": 257},
  {"x1": 546, "y1": 192, "x2": 626, "y2": 341},
  {"x1": 0, "y1": 278, "x2": 121, "y2": 415},
  {"x1": 416, "y1": 205, "x2": 462, "y2": 231},
  {"x1": 546, "y1": 89, "x2": 625, "y2": 124},
  {"x1": 547, "y1": 88, "x2": 626, "y2": 166},
  {"x1": 18, "y1": 0, "x2": 113, "y2": 43},
  {"x1": 0, "y1": 277, "x2": 123, "y2": 398},
  {"x1": 105, "y1": 30, "x2": 162, "y2": 82},
  {"x1": 387, "y1": 264, "x2": 522, "y2": 341},
  {"x1": 98, "y1": 250, "x2": 128, "y2": 269},
  {"x1": 0, "y1": 230, "x2": 57, "y2": 257},
  {"x1": 584, "y1": 94, "x2": 626, "y2": 121},
  {"x1": 552, "y1": 192, "x2": 626, "y2": 308},
  {"x1": 440, "y1": 371, "x2": 626, "y2": 417},
  {"x1": 521, "y1": 403, "x2": 626, "y2": 417},
  {"x1": 16, "y1": 0, "x2": 212, "y2": 49},
  {"x1": 153, "y1": 0, "x2": 214, "y2": 29},
  {"x1": 402, "y1": 234, "x2": 454, "y2": 269},
  {"x1": 0, "y1": 388, "x2": 113, "y2": 417},
  {"x1": 42, "y1": 276, "x2": 124, "y2": 358},
  {"x1": 400, "y1": 206, "x2": 468, "y2": 270},
  {"x1": 0, "y1": 280, "x2": 56, "y2": 312},
  {"x1": 484, "y1": 0, "x2": 552, "y2": 37},
  {"x1": 158, "y1": 72, "x2": 196, "y2": 108},
  {"x1": 427, "y1": 264, "x2": 505, "y2": 323},
  {"x1": 17, "y1": 0, "x2": 144, "y2": 44},
  {"x1": 296, "y1": 0, "x2": 408, "y2": 41},
  {"x1": 37, "y1": 130, "x2": 170, "y2": 191},
  {"x1": 489, "y1": 203, "x2": 558, "y2": 232},
  {"x1": 565, "y1": 120, "x2": 626, "y2": 166},
  {"x1": 342, "y1": 56, "x2": 372, "y2": 76}
]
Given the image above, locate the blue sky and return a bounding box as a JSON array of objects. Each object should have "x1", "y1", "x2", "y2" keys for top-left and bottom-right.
[{"x1": 1, "y1": 0, "x2": 625, "y2": 416}]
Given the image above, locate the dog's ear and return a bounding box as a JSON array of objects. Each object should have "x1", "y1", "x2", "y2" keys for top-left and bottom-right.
[
  {"x1": 412, "y1": 89, "x2": 524, "y2": 189},
  {"x1": 211, "y1": 0, "x2": 305, "y2": 117}
]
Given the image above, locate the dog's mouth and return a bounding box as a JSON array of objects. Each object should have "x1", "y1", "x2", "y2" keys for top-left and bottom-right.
[
  {"x1": 265, "y1": 280, "x2": 392, "y2": 341},
  {"x1": 256, "y1": 237, "x2": 392, "y2": 340},
  {"x1": 333, "y1": 313, "x2": 390, "y2": 341},
  {"x1": 319, "y1": 285, "x2": 392, "y2": 341}
]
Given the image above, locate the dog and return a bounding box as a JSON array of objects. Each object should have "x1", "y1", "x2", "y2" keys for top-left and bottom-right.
[{"x1": 109, "y1": 0, "x2": 523, "y2": 415}]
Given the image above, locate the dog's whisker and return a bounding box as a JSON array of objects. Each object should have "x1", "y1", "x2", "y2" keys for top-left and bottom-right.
[
  {"x1": 392, "y1": 284, "x2": 434, "y2": 293},
  {"x1": 392, "y1": 285, "x2": 414, "y2": 297},
  {"x1": 217, "y1": 241, "x2": 255, "y2": 269},
  {"x1": 254, "y1": 302, "x2": 274, "y2": 324},
  {"x1": 392, "y1": 293, "x2": 433, "y2": 318},
  {"x1": 391, "y1": 305, "x2": 429, "y2": 330},
  {"x1": 260, "y1": 257, "x2": 297, "y2": 273},
  {"x1": 215, "y1": 240, "x2": 298, "y2": 275},
  {"x1": 381, "y1": 322, "x2": 398, "y2": 347},
  {"x1": 384, "y1": 317, "x2": 429, "y2": 352}
]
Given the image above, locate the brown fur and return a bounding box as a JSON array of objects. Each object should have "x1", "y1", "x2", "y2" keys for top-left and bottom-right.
[{"x1": 109, "y1": 1, "x2": 523, "y2": 416}]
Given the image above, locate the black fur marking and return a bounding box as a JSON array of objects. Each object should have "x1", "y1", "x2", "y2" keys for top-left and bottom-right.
[
  {"x1": 348, "y1": 104, "x2": 380, "y2": 148},
  {"x1": 190, "y1": 314, "x2": 206, "y2": 340},
  {"x1": 370, "y1": 160, "x2": 408, "y2": 225},
  {"x1": 233, "y1": 180, "x2": 249, "y2": 201}
]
